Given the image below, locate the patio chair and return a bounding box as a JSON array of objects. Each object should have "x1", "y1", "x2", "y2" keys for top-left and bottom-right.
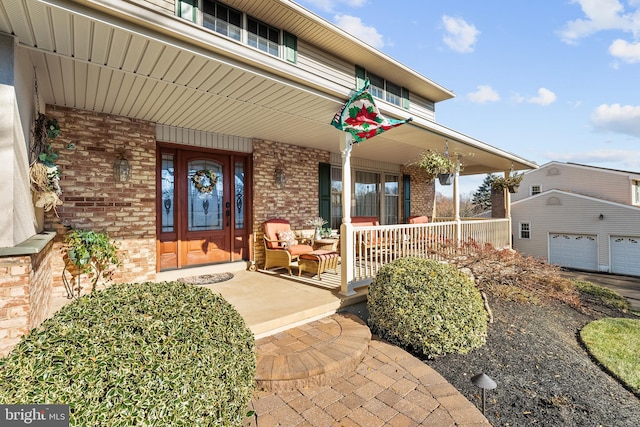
[
  {"x1": 408, "y1": 215, "x2": 429, "y2": 224},
  {"x1": 263, "y1": 218, "x2": 314, "y2": 275}
]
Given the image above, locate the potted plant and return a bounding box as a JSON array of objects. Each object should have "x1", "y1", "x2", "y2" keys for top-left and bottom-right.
[
  {"x1": 62, "y1": 228, "x2": 121, "y2": 298},
  {"x1": 418, "y1": 150, "x2": 459, "y2": 185},
  {"x1": 491, "y1": 171, "x2": 524, "y2": 193}
]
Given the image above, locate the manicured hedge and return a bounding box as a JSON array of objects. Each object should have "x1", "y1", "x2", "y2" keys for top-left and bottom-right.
[
  {"x1": 0, "y1": 281, "x2": 255, "y2": 426},
  {"x1": 368, "y1": 257, "x2": 487, "y2": 358}
]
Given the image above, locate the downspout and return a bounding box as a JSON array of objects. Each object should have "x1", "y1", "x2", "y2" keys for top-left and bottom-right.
[{"x1": 339, "y1": 133, "x2": 355, "y2": 296}]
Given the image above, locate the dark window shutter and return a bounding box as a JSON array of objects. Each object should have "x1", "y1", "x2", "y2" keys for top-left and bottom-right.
[
  {"x1": 283, "y1": 32, "x2": 297, "y2": 63},
  {"x1": 355, "y1": 65, "x2": 366, "y2": 89},
  {"x1": 402, "y1": 87, "x2": 410, "y2": 109},
  {"x1": 319, "y1": 163, "x2": 332, "y2": 225},
  {"x1": 403, "y1": 175, "x2": 411, "y2": 223}
]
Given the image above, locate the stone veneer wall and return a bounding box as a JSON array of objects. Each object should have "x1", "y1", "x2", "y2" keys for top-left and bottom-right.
[
  {"x1": 0, "y1": 238, "x2": 53, "y2": 356},
  {"x1": 252, "y1": 139, "x2": 330, "y2": 267},
  {"x1": 44, "y1": 106, "x2": 157, "y2": 298},
  {"x1": 401, "y1": 164, "x2": 436, "y2": 219}
]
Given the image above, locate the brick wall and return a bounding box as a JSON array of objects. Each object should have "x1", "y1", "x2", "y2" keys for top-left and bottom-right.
[
  {"x1": 252, "y1": 139, "x2": 330, "y2": 267},
  {"x1": 0, "y1": 239, "x2": 53, "y2": 357},
  {"x1": 401, "y1": 164, "x2": 436, "y2": 219},
  {"x1": 44, "y1": 106, "x2": 157, "y2": 298},
  {"x1": 491, "y1": 188, "x2": 506, "y2": 218}
]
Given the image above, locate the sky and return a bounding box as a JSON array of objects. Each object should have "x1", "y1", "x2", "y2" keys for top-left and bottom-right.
[{"x1": 296, "y1": 0, "x2": 640, "y2": 196}]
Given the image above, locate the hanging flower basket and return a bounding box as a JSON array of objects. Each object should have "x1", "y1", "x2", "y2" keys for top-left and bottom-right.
[
  {"x1": 438, "y1": 173, "x2": 454, "y2": 186},
  {"x1": 417, "y1": 150, "x2": 461, "y2": 182},
  {"x1": 491, "y1": 172, "x2": 524, "y2": 193},
  {"x1": 191, "y1": 170, "x2": 218, "y2": 194}
]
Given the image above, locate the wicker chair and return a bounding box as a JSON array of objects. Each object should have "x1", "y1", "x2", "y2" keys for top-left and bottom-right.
[{"x1": 263, "y1": 218, "x2": 313, "y2": 275}]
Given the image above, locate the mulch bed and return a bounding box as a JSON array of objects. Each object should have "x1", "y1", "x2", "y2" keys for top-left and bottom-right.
[{"x1": 425, "y1": 296, "x2": 640, "y2": 426}]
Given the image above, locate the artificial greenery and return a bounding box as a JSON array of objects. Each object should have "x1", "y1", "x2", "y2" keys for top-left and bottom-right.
[
  {"x1": 0, "y1": 281, "x2": 256, "y2": 426},
  {"x1": 63, "y1": 229, "x2": 121, "y2": 294},
  {"x1": 368, "y1": 257, "x2": 487, "y2": 358},
  {"x1": 418, "y1": 150, "x2": 457, "y2": 180},
  {"x1": 491, "y1": 171, "x2": 524, "y2": 191}
]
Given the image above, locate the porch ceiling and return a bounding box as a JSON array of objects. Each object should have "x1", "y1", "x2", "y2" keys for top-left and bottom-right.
[{"x1": 1, "y1": 0, "x2": 537, "y2": 174}]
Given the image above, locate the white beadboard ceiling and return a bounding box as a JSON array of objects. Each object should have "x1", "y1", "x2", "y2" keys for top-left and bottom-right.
[{"x1": 0, "y1": 0, "x2": 537, "y2": 173}]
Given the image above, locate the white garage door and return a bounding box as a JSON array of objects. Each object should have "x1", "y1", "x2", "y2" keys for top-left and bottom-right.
[
  {"x1": 611, "y1": 236, "x2": 640, "y2": 276},
  {"x1": 549, "y1": 233, "x2": 598, "y2": 271}
]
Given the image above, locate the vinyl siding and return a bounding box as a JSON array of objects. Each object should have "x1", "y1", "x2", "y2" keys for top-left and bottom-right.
[
  {"x1": 513, "y1": 163, "x2": 639, "y2": 205},
  {"x1": 512, "y1": 191, "x2": 640, "y2": 273},
  {"x1": 132, "y1": 0, "x2": 175, "y2": 14},
  {"x1": 296, "y1": 40, "x2": 355, "y2": 91}
]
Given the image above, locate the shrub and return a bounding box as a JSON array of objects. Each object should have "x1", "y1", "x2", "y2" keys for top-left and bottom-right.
[
  {"x1": 368, "y1": 257, "x2": 487, "y2": 358},
  {"x1": 573, "y1": 280, "x2": 631, "y2": 312},
  {"x1": 0, "y1": 282, "x2": 256, "y2": 426}
]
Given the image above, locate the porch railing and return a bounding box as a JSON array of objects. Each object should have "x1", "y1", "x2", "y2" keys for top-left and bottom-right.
[{"x1": 340, "y1": 218, "x2": 511, "y2": 295}]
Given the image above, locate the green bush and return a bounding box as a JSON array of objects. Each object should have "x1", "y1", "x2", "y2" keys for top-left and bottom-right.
[
  {"x1": 368, "y1": 257, "x2": 488, "y2": 358},
  {"x1": 0, "y1": 282, "x2": 255, "y2": 426}
]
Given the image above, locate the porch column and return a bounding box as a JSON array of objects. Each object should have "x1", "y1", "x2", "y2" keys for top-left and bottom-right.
[
  {"x1": 454, "y1": 160, "x2": 461, "y2": 244},
  {"x1": 504, "y1": 170, "x2": 512, "y2": 248},
  {"x1": 339, "y1": 133, "x2": 355, "y2": 296}
]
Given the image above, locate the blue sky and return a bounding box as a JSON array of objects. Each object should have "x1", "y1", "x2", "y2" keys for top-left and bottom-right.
[{"x1": 297, "y1": 0, "x2": 640, "y2": 195}]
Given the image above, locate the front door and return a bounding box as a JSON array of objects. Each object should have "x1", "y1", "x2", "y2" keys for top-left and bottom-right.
[{"x1": 157, "y1": 145, "x2": 250, "y2": 270}]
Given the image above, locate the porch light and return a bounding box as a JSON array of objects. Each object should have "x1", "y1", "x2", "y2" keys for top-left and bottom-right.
[
  {"x1": 114, "y1": 153, "x2": 131, "y2": 182},
  {"x1": 471, "y1": 373, "x2": 497, "y2": 415},
  {"x1": 274, "y1": 166, "x2": 287, "y2": 189}
]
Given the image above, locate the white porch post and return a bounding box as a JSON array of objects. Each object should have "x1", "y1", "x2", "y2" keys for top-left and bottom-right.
[
  {"x1": 454, "y1": 160, "x2": 461, "y2": 244},
  {"x1": 340, "y1": 133, "x2": 355, "y2": 296},
  {"x1": 504, "y1": 170, "x2": 512, "y2": 248}
]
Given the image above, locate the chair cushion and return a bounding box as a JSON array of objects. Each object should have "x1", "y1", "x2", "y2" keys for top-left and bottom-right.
[
  {"x1": 352, "y1": 216, "x2": 380, "y2": 226},
  {"x1": 408, "y1": 215, "x2": 429, "y2": 224},
  {"x1": 287, "y1": 244, "x2": 314, "y2": 256},
  {"x1": 277, "y1": 230, "x2": 297, "y2": 248},
  {"x1": 264, "y1": 219, "x2": 291, "y2": 249}
]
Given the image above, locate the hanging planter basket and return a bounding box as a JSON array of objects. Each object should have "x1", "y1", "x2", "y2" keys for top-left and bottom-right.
[
  {"x1": 438, "y1": 173, "x2": 454, "y2": 186},
  {"x1": 508, "y1": 184, "x2": 519, "y2": 194}
]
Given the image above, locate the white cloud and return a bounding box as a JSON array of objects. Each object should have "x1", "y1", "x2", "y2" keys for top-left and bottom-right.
[
  {"x1": 590, "y1": 103, "x2": 640, "y2": 137},
  {"x1": 467, "y1": 85, "x2": 500, "y2": 103},
  {"x1": 559, "y1": 0, "x2": 637, "y2": 43},
  {"x1": 513, "y1": 88, "x2": 557, "y2": 106},
  {"x1": 441, "y1": 16, "x2": 480, "y2": 53},
  {"x1": 528, "y1": 88, "x2": 557, "y2": 106},
  {"x1": 333, "y1": 15, "x2": 384, "y2": 49},
  {"x1": 608, "y1": 38, "x2": 640, "y2": 62}
]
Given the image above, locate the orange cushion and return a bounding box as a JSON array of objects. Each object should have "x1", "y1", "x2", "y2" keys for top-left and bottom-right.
[
  {"x1": 351, "y1": 216, "x2": 380, "y2": 226},
  {"x1": 264, "y1": 219, "x2": 291, "y2": 249},
  {"x1": 408, "y1": 215, "x2": 429, "y2": 224},
  {"x1": 288, "y1": 244, "x2": 314, "y2": 256},
  {"x1": 300, "y1": 250, "x2": 339, "y2": 260}
]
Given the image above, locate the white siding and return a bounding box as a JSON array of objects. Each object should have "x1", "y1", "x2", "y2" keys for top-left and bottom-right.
[
  {"x1": 512, "y1": 190, "x2": 640, "y2": 275},
  {"x1": 156, "y1": 124, "x2": 253, "y2": 152},
  {"x1": 513, "y1": 162, "x2": 639, "y2": 205},
  {"x1": 296, "y1": 40, "x2": 354, "y2": 91}
]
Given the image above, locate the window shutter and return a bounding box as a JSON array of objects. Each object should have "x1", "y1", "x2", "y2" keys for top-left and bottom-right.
[
  {"x1": 283, "y1": 32, "x2": 297, "y2": 63},
  {"x1": 319, "y1": 163, "x2": 332, "y2": 225},
  {"x1": 402, "y1": 87, "x2": 410, "y2": 109},
  {"x1": 178, "y1": 0, "x2": 197, "y2": 22},
  {"x1": 403, "y1": 175, "x2": 411, "y2": 223},
  {"x1": 355, "y1": 65, "x2": 366, "y2": 89}
]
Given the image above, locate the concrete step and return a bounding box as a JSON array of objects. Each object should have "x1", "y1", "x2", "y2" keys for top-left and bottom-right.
[{"x1": 254, "y1": 313, "x2": 371, "y2": 392}]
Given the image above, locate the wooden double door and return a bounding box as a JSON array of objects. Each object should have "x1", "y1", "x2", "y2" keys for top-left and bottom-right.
[{"x1": 157, "y1": 145, "x2": 251, "y2": 271}]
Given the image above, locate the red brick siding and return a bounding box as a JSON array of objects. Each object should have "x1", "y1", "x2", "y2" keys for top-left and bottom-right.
[
  {"x1": 401, "y1": 164, "x2": 436, "y2": 219},
  {"x1": 44, "y1": 106, "x2": 157, "y2": 298}
]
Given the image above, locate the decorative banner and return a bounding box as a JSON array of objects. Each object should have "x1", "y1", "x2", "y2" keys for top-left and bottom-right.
[{"x1": 331, "y1": 79, "x2": 412, "y2": 143}]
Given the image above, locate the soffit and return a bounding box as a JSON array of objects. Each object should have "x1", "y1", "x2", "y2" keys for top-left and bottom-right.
[{"x1": 0, "y1": 0, "x2": 536, "y2": 173}]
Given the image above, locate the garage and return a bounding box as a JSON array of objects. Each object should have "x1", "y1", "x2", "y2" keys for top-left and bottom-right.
[
  {"x1": 549, "y1": 233, "x2": 598, "y2": 271},
  {"x1": 610, "y1": 236, "x2": 640, "y2": 276}
]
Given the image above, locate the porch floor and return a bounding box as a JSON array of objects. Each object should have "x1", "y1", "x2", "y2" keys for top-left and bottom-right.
[{"x1": 154, "y1": 261, "x2": 366, "y2": 338}]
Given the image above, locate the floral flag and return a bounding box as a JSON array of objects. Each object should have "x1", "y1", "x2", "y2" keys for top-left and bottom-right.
[{"x1": 331, "y1": 79, "x2": 412, "y2": 143}]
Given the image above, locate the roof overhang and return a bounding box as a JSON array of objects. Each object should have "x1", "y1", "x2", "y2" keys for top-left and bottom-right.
[{"x1": 1, "y1": 0, "x2": 537, "y2": 173}]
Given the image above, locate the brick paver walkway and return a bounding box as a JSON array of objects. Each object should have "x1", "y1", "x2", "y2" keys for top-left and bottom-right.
[{"x1": 248, "y1": 313, "x2": 490, "y2": 426}]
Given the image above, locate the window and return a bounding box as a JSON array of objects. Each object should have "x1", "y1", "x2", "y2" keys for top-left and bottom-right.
[
  {"x1": 177, "y1": 0, "x2": 198, "y2": 22},
  {"x1": 519, "y1": 222, "x2": 531, "y2": 239},
  {"x1": 384, "y1": 175, "x2": 399, "y2": 225},
  {"x1": 248, "y1": 17, "x2": 280, "y2": 56},
  {"x1": 385, "y1": 82, "x2": 402, "y2": 106},
  {"x1": 531, "y1": 185, "x2": 541, "y2": 196},
  {"x1": 359, "y1": 68, "x2": 407, "y2": 108},
  {"x1": 633, "y1": 180, "x2": 640, "y2": 205},
  {"x1": 355, "y1": 171, "x2": 380, "y2": 218},
  {"x1": 203, "y1": 1, "x2": 242, "y2": 41},
  {"x1": 330, "y1": 167, "x2": 343, "y2": 230}
]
